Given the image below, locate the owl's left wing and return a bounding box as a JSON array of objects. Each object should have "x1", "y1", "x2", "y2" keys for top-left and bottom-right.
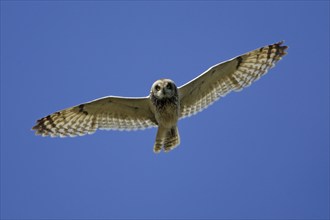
[
  {"x1": 32, "y1": 96, "x2": 157, "y2": 137},
  {"x1": 178, "y1": 41, "x2": 288, "y2": 119}
]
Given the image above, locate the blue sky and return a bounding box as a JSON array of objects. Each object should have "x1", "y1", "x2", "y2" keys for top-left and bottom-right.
[{"x1": 1, "y1": 1, "x2": 329, "y2": 219}]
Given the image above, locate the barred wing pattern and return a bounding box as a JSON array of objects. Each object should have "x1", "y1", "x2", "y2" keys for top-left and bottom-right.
[
  {"x1": 178, "y1": 41, "x2": 288, "y2": 119},
  {"x1": 32, "y1": 96, "x2": 157, "y2": 137}
]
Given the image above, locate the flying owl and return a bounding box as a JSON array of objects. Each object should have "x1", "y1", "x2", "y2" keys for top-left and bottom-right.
[{"x1": 32, "y1": 41, "x2": 288, "y2": 153}]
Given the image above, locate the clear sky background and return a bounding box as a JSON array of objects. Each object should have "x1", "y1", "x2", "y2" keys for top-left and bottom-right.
[{"x1": 1, "y1": 1, "x2": 329, "y2": 219}]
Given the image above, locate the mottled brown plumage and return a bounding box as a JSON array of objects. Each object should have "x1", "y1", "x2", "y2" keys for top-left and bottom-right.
[{"x1": 32, "y1": 41, "x2": 288, "y2": 153}]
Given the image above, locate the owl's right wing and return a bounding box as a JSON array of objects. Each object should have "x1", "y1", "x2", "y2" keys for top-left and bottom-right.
[
  {"x1": 32, "y1": 96, "x2": 157, "y2": 137},
  {"x1": 178, "y1": 41, "x2": 288, "y2": 119}
]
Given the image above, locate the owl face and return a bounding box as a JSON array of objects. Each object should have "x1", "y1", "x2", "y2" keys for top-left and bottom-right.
[{"x1": 151, "y1": 79, "x2": 177, "y2": 99}]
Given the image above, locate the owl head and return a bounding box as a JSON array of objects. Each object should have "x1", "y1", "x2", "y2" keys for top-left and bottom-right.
[{"x1": 151, "y1": 79, "x2": 178, "y2": 99}]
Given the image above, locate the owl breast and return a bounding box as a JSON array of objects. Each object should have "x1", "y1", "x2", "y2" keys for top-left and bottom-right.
[{"x1": 150, "y1": 94, "x2": 180, "y2": 128}]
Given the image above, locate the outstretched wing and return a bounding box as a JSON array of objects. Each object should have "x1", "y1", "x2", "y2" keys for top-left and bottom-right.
[
  {"x1": 178, "y1": 41, "x2": 288, "y2": 119},
  {"x1": 32, "y1": 96, "x2": 157, "y2": 137}
]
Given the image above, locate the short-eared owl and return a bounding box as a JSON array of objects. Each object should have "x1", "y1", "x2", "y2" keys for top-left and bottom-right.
[{"x1": 32, "y1": 42, "x2": 288, "y2": 153}]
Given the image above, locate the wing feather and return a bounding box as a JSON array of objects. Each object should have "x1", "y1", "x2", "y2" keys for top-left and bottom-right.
[
  {"x1": 178, "y1": 41, "x2": 288, "y2": 119},
  {"x1": 32, "y1": 96, "x2": 157, "y2": 137}
]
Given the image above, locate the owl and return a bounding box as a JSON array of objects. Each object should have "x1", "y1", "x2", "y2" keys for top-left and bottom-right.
[{"x1": 32, "y1": 41, "x2": 288, "y2": 153}]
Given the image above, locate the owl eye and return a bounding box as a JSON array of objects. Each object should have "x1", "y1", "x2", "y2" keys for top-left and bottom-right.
[
  {"x1": 166, "y1": 84, "x2": 172, "y2": 89},
  {"x1": 155, "y1": 85, "x2": 161, "y2": 91}
]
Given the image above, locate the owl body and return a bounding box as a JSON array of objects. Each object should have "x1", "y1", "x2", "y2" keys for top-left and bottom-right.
[
  {"x1": 150, "y1": 79, "x2": 181, "y2": 152},
  {"x1": 150, "y1": 79, "x2": 180, "y2": 128},
  {"x1": 32, "y1": 42, "x2": 288, "y2": 153}
]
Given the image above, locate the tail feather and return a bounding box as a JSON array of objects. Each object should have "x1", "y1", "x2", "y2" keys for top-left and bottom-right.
[{"x1": 153, "y1": 126, "x2": 180, "y2": 153}]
